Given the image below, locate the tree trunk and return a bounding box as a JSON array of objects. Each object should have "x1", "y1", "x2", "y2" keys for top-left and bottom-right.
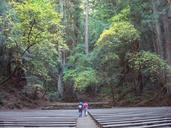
[
  {"x1": 0, "y1": 0, "x2": 7, "y2": 75},
  {"x1": 57, "y1": 0, "x2": 65, "y2": 99},
  {"x1": 58, "y1": 67, "x2": 64, "y2": 98},
  {"x1": 138, "y1": 72, "x2": 144, "y2": 94},
  {"x1": 163, "y1": 1, "x2": 171, "y2": 95},
  {"x1": 110, "y1": 84, "x2": 115, "y2": 106},
  {"x1": 85, "y1": 0, "x2": 89, "y2": 54},
  {"x1": 163, "y1": 6, "x2": 171, "y2": 65},
  {"x1": 152, "y1": 0, "x2": 164, "y2": 59}
]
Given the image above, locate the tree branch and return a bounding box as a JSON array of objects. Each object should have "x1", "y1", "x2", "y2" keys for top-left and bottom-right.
[
  {"x1": 21, "y1": 32, "x2": 41, "y2": 57},
  {"x1": 21, "y1": 42, "x2": 37, "y2": 57},
  {"x1": 27, "y1": 19, "x2": 36, "y2": 45}
]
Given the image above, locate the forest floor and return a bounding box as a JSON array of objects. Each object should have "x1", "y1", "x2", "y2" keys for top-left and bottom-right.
[
  {"x1": 0, "y1": 84, "x2": 49, "y2": 110},
  {"x1": 42, "y1": 101, "x2": 111, "y2": 110},
  {"x1": 0, "y1": 81, "x2": 171, "y2": 110}
]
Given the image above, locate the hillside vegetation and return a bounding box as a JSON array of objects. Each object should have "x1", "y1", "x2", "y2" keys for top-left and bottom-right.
[{"x1": 0, "y1": 0, "x2": 171, "y2": 109}]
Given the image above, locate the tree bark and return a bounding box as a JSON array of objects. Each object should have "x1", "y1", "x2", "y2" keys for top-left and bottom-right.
[
  {"x1": 57, "y1": 0, "x2": 65, "y2": 99},
  {"x1": 0, "y1": 0, "x2": 8, "y2": 75},
  {"x1": 138, "y1": 72, "x2": 144, "y2": 94},
  {"x1": 152, "y1": 0, "x2": 164, "y2": 59},
  {"x1": 110, "y1": 84, "x2": 115, "y2": 106},
  {"x1": 85, "y1": 0, "x2": 89, "y2": 54},
  {"x1": 163, "y1": 1, "x2": 171, "y2": 95}
]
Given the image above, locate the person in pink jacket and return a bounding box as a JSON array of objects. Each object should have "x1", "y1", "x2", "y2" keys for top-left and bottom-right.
[{"x1": 83, "y1": 101, "x2": 89, "y2": 116}]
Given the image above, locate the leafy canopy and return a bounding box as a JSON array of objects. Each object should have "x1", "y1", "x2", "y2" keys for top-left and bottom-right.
[
  {"x1": 96, "y1": 22, "x2": 140, "y2": 47},
  {"x1": 64, "y1": 44, "x2": 99, "y2": 91},
  {"x1": 4, "y1": 0, "x2": 65, "y2": 81},
  {"x1": 7, "y1": 0, "x2": 61, "y2": 49},
  {"x1": 128, "y1": 51, "x2": 169, "y2": 76}
]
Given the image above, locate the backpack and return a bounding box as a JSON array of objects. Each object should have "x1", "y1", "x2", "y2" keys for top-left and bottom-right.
[{"x1": 78, "y1": 104, "x2": 82, "y2": 109}]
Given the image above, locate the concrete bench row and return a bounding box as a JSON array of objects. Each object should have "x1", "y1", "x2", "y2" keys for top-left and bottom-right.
[
  {"x1": 89, "y1": 107, "x2": 171, "y2": 128},
  {"x1": 0, "y1": 110, "x2": 78, "y2": 128}
]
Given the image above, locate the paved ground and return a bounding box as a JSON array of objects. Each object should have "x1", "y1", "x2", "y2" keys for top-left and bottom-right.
[{"x1": 77, "y1": 115, "x2": 98, "y2": 128}]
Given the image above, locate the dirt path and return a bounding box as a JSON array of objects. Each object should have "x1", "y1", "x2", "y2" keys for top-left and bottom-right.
[{"x1": 77, "y1": 115, "x2": 98, "y2": 128}]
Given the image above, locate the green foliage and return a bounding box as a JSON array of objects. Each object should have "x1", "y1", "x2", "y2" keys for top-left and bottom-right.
[
  {"x1": 88, "y1": 0, "x2": 129, "y2": 47},
  {"x1": 92, "y1": 41, "x2": 119, "y2": 77},
  {"x1": 64, "y1": 1, "x2": 139, "y2": 92},
  {"x1": 130, "y1": 0, "x2": 167, "y2": 27},
  {"x1": 91, "y1": 7, "x2": 140, "y2": 86},
  {"x1": 90, "y1": 0, "x2": 129, "y2": 22},
  {"x1": 0, "y1": 0, "x2": 8, "y2": 14},
  {"x1": 7, "y1": 0, "x2": 61, "y2": 48},
  {"x1": 27, "y1": 41, "x2": 59, "y2": 80},
  {"x1": 64, "y1": 67, "x2": 98, "y2": 91},
  {"x1": 68, "y1": 53, "x2": 91, "y2": 68},
  {"x1": 97, "y1": 22, "x2": 140, "y2": 46},
  {"x1": 128, "y1": 51, "x2": 168, "y2": 77},
  {"x1": 129, "y1": 0, "x2": 168, "y2": 50},
  {"x1": 94, "y1": 9, "x2": 140, "y2": 70},
  {"x1": 29, "y1": 60, "x2": 50, "y2": 79},
  {"x1": 61, "y1": 0, "x2": 82, "y2": 46},
  {"x1": 89, "y1": 16, "x2": 109, "y2": 46},
  {"x1": 110, "y1": 6, "x2": 130, "y2": 22},
  {"x1": 90, "y1": 1, "x2": 114, "y2": 22},
  {"x1": 1, "y1": 0, "x2": 170, "y2": 103},
  {"x1": 3, "y1": 0, "x2": 66, "y2": 82},
  {"x1": 64, "y1": 50, "x2": 99, "y2": 91}
]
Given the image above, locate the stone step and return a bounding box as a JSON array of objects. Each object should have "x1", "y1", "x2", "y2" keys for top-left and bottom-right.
[
  {"x1": 129, "y1": 123, "x2": 171, "y2": 128},
  {"x1": 1, "y1": 121, "x2": 77, "y2": 124},
  {"x1": 89, "y1": 107, "x2": 171, "y2": 128},
  {"x1": 0, "y1": 110, "x2": 78, "y2": 128},
  {"x1": 99, "y1": 117, "x2": 171, "y2": 125},
  {"x1": 103, "y1": 120, "x2": 171, "y2": 128},
  {"x1": 0, "y1": 124, "x2": 76, "y2": 127},
  {"x1": 0, "y1": 127, "x2": 76, "y2": 128}
]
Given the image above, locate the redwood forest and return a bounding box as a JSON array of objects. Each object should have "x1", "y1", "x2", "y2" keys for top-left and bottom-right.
[{"x1": 0, "y1": 0, "x2": 171, "y2": 110}]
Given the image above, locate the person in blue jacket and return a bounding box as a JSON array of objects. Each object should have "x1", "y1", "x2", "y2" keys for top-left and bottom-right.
[{"x1": 78, "y1": 102, "x2": 83, "y2": 117}]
